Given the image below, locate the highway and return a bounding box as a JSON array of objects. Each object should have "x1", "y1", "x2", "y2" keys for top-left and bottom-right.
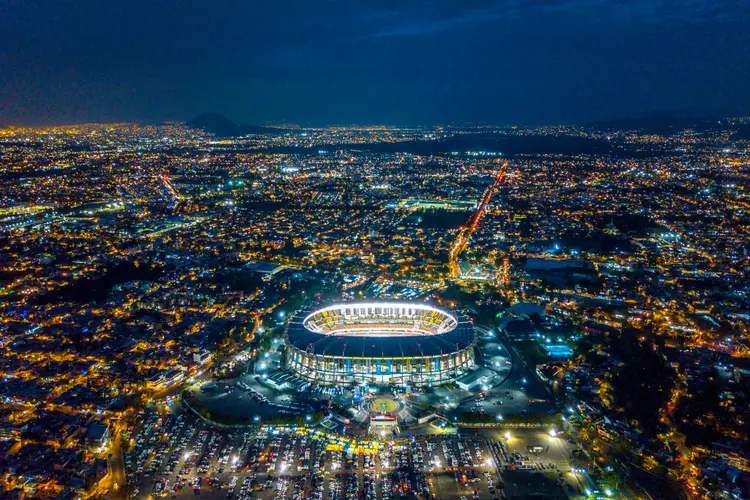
[{"x1": 448, "y1": 161, "x2": 508, "y2": 278}]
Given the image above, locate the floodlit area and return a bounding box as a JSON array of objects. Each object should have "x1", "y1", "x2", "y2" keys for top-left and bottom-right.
[{"x1": 285, "y1": 302, "x2": 476, "y2": 386}]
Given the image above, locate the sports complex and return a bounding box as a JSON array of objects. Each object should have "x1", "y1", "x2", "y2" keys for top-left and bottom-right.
[{"x1": 284, "y1": 302, "x2": 476, "y2": 386}]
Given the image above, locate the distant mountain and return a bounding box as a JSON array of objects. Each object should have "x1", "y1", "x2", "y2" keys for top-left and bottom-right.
[
  {"x1": 186, "y1": 113, "x2": 285, "y2": 137},
  {"x1": 588, "y1": 110, "x2": 727, "y2": 135}
]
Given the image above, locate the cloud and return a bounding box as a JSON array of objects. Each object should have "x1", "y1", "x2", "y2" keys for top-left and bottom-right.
[
  {"x1": 369, "y1": 9, "x2": 500, "y2": 38},
  {"x1": 361, "y1": 0, "x2": 750, "y2": 39}
]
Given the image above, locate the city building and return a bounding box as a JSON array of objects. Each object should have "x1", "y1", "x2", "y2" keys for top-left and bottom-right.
[{"x1": 284, "y1": 302, "x2": 476, "y2": 386}]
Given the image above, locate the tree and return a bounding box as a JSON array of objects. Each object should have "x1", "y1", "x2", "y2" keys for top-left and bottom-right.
[{"x1": 608, "y1": 332, "x2": 675, "y2": 435}]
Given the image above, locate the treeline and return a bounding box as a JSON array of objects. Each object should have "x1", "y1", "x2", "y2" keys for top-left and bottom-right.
[
  {"x1": 204, "y1": 411, "x2": 326, "y2": 427},
  {"x1": 457, "y1": 412, "x2": 562, "y2": 426}
]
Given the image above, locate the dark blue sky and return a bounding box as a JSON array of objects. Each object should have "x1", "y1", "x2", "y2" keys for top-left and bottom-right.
[{"x1": 1, "y1": 0, "x2": 748, "y2": 126}]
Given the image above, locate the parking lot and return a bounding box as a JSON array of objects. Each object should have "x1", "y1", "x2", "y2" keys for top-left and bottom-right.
[
  {"x1": 464, "y1": 428, "x2": 585, "y2": 499},
  {"x1": 127, "y1": 332, "x2": 578, "y2": 499},
  {"x1": 127, "y1": 408, "x2": 508, "y2": 499},
  {"x1": 189, "y1": 375, "x2": 321, "y2": 422}
]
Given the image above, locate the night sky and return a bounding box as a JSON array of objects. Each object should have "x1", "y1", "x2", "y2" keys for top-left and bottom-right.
[{"x1": 1, "y1": 0, "x2": 748, "y2": 127}]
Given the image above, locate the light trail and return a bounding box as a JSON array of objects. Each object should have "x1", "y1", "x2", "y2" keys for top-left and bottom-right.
[
  {"x1": 448, "y1": 161, "x2": 508, "y2": 278},
  {"x1": 159, "y1": 174, "x2": 182, "y2": 200}
]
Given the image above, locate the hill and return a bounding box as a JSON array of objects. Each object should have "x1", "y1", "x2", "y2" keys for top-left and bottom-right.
[{"x1": 186, "y1": 113, "x2": 285, "y2": 137}]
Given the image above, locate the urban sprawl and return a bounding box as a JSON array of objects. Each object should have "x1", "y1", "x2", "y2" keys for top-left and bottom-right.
[{"x1": 0, "y1": 118, "x2": 748, "y2": 499}]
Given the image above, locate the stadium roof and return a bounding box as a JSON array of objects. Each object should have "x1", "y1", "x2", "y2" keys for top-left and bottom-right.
[{"x1": 287, "y1": 307, "x2": 474, "y2": 358}]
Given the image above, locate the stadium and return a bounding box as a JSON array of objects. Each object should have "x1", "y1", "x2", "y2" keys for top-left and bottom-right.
[{"x1": 284, "y1": 302, "x2": 476, "y2": 386}]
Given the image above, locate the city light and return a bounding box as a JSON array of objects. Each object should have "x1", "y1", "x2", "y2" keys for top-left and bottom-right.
[{"x1": 0, "y1": 86, "x2": 743, "y2": 500}]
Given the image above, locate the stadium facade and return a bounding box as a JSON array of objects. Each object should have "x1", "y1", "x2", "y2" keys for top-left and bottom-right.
[{"x1": 284, "y1": 302, "x2": 476, "y2": 386}]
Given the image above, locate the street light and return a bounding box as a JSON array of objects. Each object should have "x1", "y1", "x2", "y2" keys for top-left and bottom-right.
[{"x1": 504, "y1": 432, "x2": 511, "y2": 440}]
